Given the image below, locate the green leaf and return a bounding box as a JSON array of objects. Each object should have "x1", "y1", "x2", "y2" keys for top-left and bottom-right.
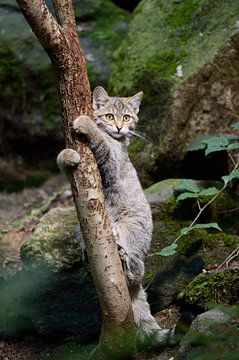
[
  {"x1": 227, "y1": 143, "x2": 239, "y2": 151},
  {"x1": 176, "y1": 192, "x2": 199, "y2": 202},
  {"x1": 231, "y1": 122, "x2": 239, "y2": 130},
  {"x1": 205, "y1": 145, "x2": 227, "y2": 156},
  {"x1": 201, "y1": 135, "x2": 229, "y2": 148},
  {"x1": 199, "y1": 187, "x2": 219, "y2": 197},
  {"x1": 155, "y1": 243, "x2": 178, "y2": 257},
  {"x1": 174, "y1": 179, "x2": 200, "y2": 193},
  {"x1": 222, "y1": 169, "x2": 239, "y2": 185},
  {"x1": 180, "y1": 223, "x2": 222, "y2": 235},
  {"x1": 188, "y1": 138, "x2": 207, "y2": 151}
]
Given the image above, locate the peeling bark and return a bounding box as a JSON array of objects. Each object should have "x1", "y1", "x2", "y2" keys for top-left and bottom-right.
[{"x1": 16, "y1": 0, "x2": 136, "y2": 358}]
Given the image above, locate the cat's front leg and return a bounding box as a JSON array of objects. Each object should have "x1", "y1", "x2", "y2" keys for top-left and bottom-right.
[
  {"x1": 73, "y1": 115, "x2": 99, "y2": 137},
  {"x1": 57, "y1": 149, "x2": 80, "y2": 174}
]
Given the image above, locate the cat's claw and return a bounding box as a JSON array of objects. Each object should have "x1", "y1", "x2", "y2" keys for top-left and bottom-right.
[
  {"x1": 117, "y1": 244, "x2": 145, "y2": 286},
  {"x1": 118, "y1": 246, "x2": 128, "y2": 262},
  {"x1": 73, "y1": 115, "x2": 92, "y2": 135}
]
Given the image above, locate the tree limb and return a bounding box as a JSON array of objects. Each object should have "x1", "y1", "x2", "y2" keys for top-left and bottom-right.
[
  {"x1": 16, "y1": 0, "x2": 62, "y2": 50},
  {"x1": 16, "y1": 0, "x2": 136, "y2": 357},
  {"x1": 52, "y1": 0, "x2": 76, "y2": 28}
]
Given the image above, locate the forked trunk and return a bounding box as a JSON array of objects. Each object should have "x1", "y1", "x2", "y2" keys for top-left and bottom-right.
[{"x1": 16, "y1": 0, "x2": 136, "y2": 358}]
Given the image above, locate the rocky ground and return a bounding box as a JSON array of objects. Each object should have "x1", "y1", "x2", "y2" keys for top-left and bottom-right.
[{"x1": 0, "y1": 175, "x2": 238, "y2": 359}]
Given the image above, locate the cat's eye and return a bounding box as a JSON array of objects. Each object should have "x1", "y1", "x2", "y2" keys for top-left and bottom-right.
[
  {"x1": 123, "y1": 114, "x2": 131, "y2": 122},
  {"x1": 106, "y1": 113, "x2": 114, "y2": 121}
]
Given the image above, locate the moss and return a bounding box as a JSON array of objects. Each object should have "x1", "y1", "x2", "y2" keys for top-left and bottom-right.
[
  {"x1": 73, "y1": 0, "x2": 129, "y2": 88},
  {"x1": 0, "y1": 45, "x2": 25, "y2": 101},
  {"x1": 109, "y1": 0, "x2": 239, "y2": 182},
  {"x1": 165, "y1": 0, "x2": 199, "y2": 29},
  {"x1": 109, "y1": 0, "x2": 239, "y2": 95},
  {"x1": 177, "y1": 230, "x2": 238, "y2": 256},
  {"x1": 183, "y1": 268, "x2": 239, "y2": 308},
  {"x1": 21, "y1": 207, "x2": 81, "y2": 271}
]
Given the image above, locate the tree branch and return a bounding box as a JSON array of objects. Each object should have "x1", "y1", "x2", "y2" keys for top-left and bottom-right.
[
  {"x1": 52, "y1": 0, "x2": 76, "y2": 28},
  {"x1": 16, "y1": 0, "x2": 62, "y2": 50}
]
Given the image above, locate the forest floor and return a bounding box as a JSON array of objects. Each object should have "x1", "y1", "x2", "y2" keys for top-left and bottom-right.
[
  {"x1": 0, "y1": 174, "x2": 181, "y2": 360},
  {"x1": 0, "y1": 305, "x2": 179, "y2": 360}
]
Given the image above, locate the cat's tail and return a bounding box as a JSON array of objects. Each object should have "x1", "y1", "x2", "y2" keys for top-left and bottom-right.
[{"x1": 130, "y1": 285, "x2": 192, "y2": 350}]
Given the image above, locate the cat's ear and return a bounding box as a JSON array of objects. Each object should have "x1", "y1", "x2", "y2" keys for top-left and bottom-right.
[
  {"x1": 127, "y1": 91, "x2": 143, "y2": 114},
  {"x1": 92, "y1": 86, "x2": 110, "y2": 110}
]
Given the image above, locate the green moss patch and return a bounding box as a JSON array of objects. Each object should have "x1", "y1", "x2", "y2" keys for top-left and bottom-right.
[{"x1": 183, "y1": 268, "x2": 239, "y2": 308}]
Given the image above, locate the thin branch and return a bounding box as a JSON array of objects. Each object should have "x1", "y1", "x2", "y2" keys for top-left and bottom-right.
[
  {"x1": 228, "y1": 152, "x2": 237, "y2": 167},
  {"x1": 173, "y1": 162, "x2": 239, "y2": 245},
  {"x1": 16, "y1": 0, "x2": 62, "y2": 50},
  {"x1": 52, "y1": 0, "x2": 76, "y2": 28},
  {"x1": 217, "y1": 246, "x2": 239, "y2": 269}
]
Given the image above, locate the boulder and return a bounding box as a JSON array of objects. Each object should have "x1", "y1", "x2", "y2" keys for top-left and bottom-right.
[
  {"x1": 109, "y1": 0, "x2": 239, "y2": 185},
  {"x1": 175, "y1": 307, "x2": 239, "y2": 359},
  {"x1": 0, "y1": 207, "x2": 100, "y2": 340}
]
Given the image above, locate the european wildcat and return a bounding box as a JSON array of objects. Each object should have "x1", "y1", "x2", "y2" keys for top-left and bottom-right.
[{"x1": 57, "y1": 87, "x2": 177, "y2": 347}]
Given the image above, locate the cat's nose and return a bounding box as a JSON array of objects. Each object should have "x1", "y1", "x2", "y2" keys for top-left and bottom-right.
[{"x1": 116, "y1": 126, "x2": 122, "y2": 132}]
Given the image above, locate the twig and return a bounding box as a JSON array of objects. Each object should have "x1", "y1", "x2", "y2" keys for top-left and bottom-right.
[
  {"x1": 172, "y1": 162, "x2": 239, "y2": 245},
  {"x1": 217, "y1": 246, "x2": 239, "y2": 269}
]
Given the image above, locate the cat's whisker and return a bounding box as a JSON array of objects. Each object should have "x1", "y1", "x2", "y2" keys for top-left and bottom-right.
[{"x1": 128, "y1": 130, "x2": 152, "y2": 144}]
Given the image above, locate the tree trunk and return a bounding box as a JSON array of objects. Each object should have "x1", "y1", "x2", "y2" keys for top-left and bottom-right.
[{"x1": 16, "y1": 0, "x2": 136, "y2": 358}]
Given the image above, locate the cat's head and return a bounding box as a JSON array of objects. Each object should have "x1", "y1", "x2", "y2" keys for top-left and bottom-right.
[{"x1": 92, "y1": 86, "x2": 143, "y2": 139}]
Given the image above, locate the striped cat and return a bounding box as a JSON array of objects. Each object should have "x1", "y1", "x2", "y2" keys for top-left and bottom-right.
[{"x1": 57, "y1": 87, "x2": 187, "y2": 348}]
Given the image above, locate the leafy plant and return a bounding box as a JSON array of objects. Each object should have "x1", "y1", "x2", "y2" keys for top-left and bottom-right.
[{"x1": 155, "y1": 122, "x2": 239, "y2": 258}]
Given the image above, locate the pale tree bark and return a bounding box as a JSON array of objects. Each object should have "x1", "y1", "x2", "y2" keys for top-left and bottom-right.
[{"x1": 16, "y1": 0, "x2": 136, "y2": 358}]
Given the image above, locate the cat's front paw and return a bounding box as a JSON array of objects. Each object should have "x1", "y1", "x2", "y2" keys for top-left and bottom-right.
[
  {"x1": 73, "y1": 115, "x2": 93, "y2": 135},
  {"x1": 57, "y1": 149, "x2": 80, "y2": 174}
]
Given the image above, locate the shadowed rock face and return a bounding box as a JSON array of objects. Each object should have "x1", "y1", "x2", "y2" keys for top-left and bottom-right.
[
  {"x1": 109, "y1": 0, "x2": 239, "y2": 186},
  {"x1": 110, "y1": 0, "x2": 140, "y2": 12}
]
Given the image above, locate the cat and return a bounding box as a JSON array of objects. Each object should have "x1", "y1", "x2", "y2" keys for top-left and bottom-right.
[{"x1": 57, "y1": 86, "x2": 184, "y2": 348}]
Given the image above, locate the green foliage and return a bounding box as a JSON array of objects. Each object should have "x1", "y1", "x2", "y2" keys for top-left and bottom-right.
[
  {"x1": 155, "y1": 125, "x2": 239, "y2": 258},
  {"x1": 175, "y1": 180, "x2": 220, "y2": 203},
  {"x1": 180, "y1": 223, "x2": 222, "y2": 236},
  {"x1": 153, "y1": 243, "x2": 178, "y2": 257},
  {"x1": 175, "y1": 179, "x2": 200, "y2": 193},
  {"x1": 188, "y1": 124, "x2": 239, "y2": 156},
  {"x1": 222, "y1": 169, "x2": 239, "y2": 185},
  {"x1": 231, "y1": 121, "x2": 239, "y2": 130}
]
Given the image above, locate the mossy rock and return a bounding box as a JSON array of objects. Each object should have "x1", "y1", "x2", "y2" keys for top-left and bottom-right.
[
  {"x1": 182, "y1": 268, "x2": 239, "y2": 308},
  {"x1": 21, "y1": 207, "x2": 82, "y2": 271},
  {"x1": 0, "y1": 206, "x2": 100, "y2": 340},
  {"x1": 145, "y1": 179, "x2": 239, "y2": 311},
  {"x1": 109, "y1": 0, "x2": 239, "y2": 185},
  {"x1": 175, "y1": 307, "x2": 239, "y2": 360}
]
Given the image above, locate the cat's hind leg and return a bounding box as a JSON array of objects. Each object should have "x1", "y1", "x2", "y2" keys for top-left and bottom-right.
[
  {"x1": 57, "y1": 149, "x2": 80, "y2": 174},
  {"x1": 130, "y1": 285, "x2": 176, "y2": 349}
]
